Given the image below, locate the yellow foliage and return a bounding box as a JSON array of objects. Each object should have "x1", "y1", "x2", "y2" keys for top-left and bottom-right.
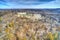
[
  {"x1": 54, "y1": 33, "x2": 58, "y2": 38},
  {"x1": 22, "y1": 37, "x2": 27, "y2": 40},
  {"x1": 5, "y1": 33, "x2": 15, "y2": 40},
  {"x1": 53, "y1": 32, "x2": 58, "y2": 40},
  {"x1": 31, "y1": 35, "x2": 35, "y2": 40},
  {"x1": 5, "y1": 28, "x2": 10, "y2": 34},
  {"x1": 0, "y1": 17, "x2": 2, "y2": 22},
  {"x1": 47, "y1": 32, "x2": 54, "y2": 40},
  {"x1": 8, "y1": 21, "x2": 14, "y2": 27},
  {"x1": 8, "y1": 33, "x2": 14, "y2": 38}
]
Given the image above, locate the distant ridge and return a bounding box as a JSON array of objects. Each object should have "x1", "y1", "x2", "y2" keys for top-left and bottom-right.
[{"x1": 0, "y1": 8, "x2": 60, "y2": 14}]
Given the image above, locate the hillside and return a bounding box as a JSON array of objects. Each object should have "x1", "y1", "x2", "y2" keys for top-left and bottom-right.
[{"x1": 0, "y1": 9, "x2": 60, "y2": 40}]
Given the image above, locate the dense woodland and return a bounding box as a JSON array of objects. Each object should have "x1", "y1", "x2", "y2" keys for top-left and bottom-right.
[{"x1": 0, "y1": 9, "x2": 60, "y2": 40}]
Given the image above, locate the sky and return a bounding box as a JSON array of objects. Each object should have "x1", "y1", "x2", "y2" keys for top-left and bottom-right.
[{"x1": 0, "y1": 0, "x2": 60, "y2": 9}]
